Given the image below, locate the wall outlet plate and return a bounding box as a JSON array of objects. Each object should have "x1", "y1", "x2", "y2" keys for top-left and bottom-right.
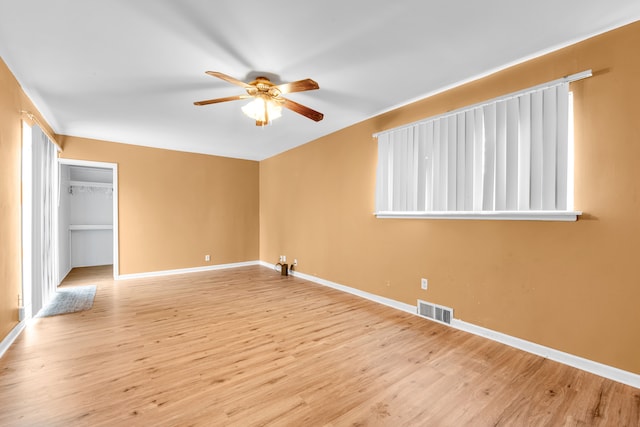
[
  {"x1": 205, "y1": 255, "x2": 210, "y2": 262},
  {"x1": 421, "y1": 278, "x2": 428, "y2": 290}
]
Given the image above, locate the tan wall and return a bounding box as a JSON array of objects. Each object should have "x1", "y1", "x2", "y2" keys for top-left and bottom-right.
[
  {"x1": 260, "y1": 22, "x2": 640, "y2": 374},
  {"x1": 0, "y1": 58, "x2": 57, "y2": 341},
  {"x1": 60, "y1": 136, "x2": 259, "y2": 275}
]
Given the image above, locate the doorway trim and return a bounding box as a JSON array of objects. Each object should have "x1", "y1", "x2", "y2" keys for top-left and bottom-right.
[{"x1": 58, "y1": 158, "x2": 119, "y2": 279}]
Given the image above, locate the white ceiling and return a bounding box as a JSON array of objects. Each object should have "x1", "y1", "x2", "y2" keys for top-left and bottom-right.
[{"x1": 1, "y1": 1, "x2": 639, "y2": 161}]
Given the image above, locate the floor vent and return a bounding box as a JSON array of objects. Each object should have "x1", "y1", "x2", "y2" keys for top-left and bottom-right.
[{"x1": 417, "y1": 300, "x2": 453, "y2": 325}]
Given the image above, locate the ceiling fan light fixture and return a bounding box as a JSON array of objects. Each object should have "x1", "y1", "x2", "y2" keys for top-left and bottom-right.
[{"x1": 241, "y1": 97, "x2": 282, "y2": 125}]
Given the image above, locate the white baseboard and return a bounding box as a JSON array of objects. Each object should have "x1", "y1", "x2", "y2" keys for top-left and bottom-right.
[
  {"x1": 0, "y1": 321, "x2": 27, "y2": 359},
  {"x1": 117, "y1": 260, "x2": 261, "y2": 280},
  {"x1": 260, "y1": 261, "x2": 640, "y2": 389},
  {"x1": 259, "y1": 261, "x2": 417, "y2": 314},
  {"x1": 58, "y1": 265, "x2": 72, "y2": 287},
  {"x1": 449, "y1": 319, "x2": 640, "y2": 389}
]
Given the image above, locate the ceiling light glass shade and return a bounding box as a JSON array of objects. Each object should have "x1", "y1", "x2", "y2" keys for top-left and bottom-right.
[{"x1": 241, "y1": 98, "x2": 282, "y2": 124}]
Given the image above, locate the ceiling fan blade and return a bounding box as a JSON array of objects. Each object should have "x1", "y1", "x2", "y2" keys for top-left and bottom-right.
[
  {"x1": 205, "y1": 71, "x2": 252, "y2": 88},
  {"x1": 281, "y1": 98, "x2": 324, "y2": 122},
  {"x1": 194, "y1": 95, "x2": 249, "y2": 106},
  {"x1": 275, "y1": 78, "x2": 319, "y2": 94}
]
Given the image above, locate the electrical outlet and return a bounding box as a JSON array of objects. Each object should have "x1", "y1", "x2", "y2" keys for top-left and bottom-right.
[
  {"x1": 282, "y1": 255, "x2": 286, "y2": 263},
  {"x1": 293, "y1": 259, "x2": 298, "y2": 266},
  {"x1": 421, "y1": 278, "x2": 428, "y2": 290},
  {"x1": 205, "y1": 255, "x2": 211, "y2": 262}
]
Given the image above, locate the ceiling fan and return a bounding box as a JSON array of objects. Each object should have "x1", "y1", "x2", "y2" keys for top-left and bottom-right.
[{"x1": 194, "y1": 71, "x2": 324, "y2": 126}]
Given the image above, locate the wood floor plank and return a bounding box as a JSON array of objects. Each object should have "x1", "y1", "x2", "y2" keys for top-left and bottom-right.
[{"x1": 0, "y1": 265, "x2": 638, "y2": 426}]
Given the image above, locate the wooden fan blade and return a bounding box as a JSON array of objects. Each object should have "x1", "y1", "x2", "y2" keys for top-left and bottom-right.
[
  {"x1": 275, "y1": 78, "x2": 319, "y2": 94},
  {"x1": 194, "y1": 95, "x2": 249, "y2": 106},
  {"x1": 205, "y1": 71, "x2": 252, "y2": 88},
  {"x1": 281, "y1": 98, "x2": 324, "y2": 122}
]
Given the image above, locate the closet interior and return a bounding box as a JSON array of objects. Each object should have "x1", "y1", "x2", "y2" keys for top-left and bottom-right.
[{"x1": 58, "y1": 165, "x2": 114, "y2": 283}]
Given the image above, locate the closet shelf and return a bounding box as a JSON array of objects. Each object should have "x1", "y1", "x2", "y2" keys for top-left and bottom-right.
[
  {"x1": 69, "y1": 224, "x2": 113, "y2": 231},
  {"x1": 69, "y1": 180, "x2": 113, "y2": 189}
]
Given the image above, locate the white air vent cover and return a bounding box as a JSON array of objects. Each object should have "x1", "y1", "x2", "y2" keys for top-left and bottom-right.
[{"x1": 417, "y1": 300, "x2": 453, "y2": 325}]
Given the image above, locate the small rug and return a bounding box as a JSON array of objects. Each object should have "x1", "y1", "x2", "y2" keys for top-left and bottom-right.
[{"x1": 36, "y1": 285, "x2": 97, "y2": 318}]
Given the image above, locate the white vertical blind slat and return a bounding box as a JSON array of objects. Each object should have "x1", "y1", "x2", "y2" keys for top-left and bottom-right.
[
  {"x1": 566, "y1": 92, "x2": 575, "y2": 211},
  {"x1": 390, "y1": 132, "x2": 399, "y2": 210},
  {"x1": 456, "y1": 113, "x2": 466, "y2": 211},
  {"x1": 518, "y1": 93, "x2": 531, "y2": 210},
  {"x1": 402, "y1": 130, "x2": 409, "y2": 211},
  {"x1": 495, "y1": 101, "x2": 507, "y2": 211},
  {"x1": 542, "y1": 87, "x2": 558, "y2": 210},
  {"x1": 433, "y1": 120, "x2": 443, "y2": 210},
  {"x1": 506, "y1": 97, "x2": 519, "y2": 211},
  {"x1": 530, "y1": 91, "x2": 544, "y2": 210},
  {"x1": 440, "y1": 119, "x2": 449, "y2": 210},
  {"x1": 482, "y1": 103, "x2": 496, "y2": 211},
  {"x1": 404, "y1": 128, "x2": 414, "y2": 210},
  {"x1": 394, "y1": 131, "x2": 406, "y2": 210},
  {"x1": 464, "y1": 110, "x2": 475, "y2": 211},
  {"x1": 376, "y1": 134, "x2": 389, "y2": 211},
  {"x1": 425, "y1": 122, "x2": 434, "y2": 211},
  {"x1": 416, "y1": 124, "x2": 427, "y2": 211},
  {"x1": 555, "y1": 84, "x2": 569, "y2": 210},
  {"x1": 387, "y1": 137, "x2": 394, "y2": 210},
  {"x1": 411, "y1": 127, "x2": 419, "y2": 210},
  {"x1": 473, "y1": 108, "x2": 484, "y2": 211},
  {"x1": 447, "y1": 116, "x2": 457, "y2": 211}
]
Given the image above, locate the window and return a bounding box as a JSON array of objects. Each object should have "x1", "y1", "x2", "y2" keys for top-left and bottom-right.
[{"x1": 374, "y1": 71, "x2": 590, "y2": 221}]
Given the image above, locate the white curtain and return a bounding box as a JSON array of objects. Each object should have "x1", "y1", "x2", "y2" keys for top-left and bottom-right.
[
  {"x1": 30, "y1": 125, "x2": 58, "y2": 315},
  {"x1": 375, "y1": 82, "x2": 570, "y2": 213}
]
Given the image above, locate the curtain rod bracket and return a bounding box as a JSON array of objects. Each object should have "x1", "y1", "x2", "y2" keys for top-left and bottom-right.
[{"x1": 20, "y1": 110, "x2": 63, "y2": 152}]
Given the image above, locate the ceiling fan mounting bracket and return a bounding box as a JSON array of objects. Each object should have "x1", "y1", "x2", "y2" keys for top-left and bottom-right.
[{"x1": 246, "y1": 77, "x2": 282, "y2": 99}]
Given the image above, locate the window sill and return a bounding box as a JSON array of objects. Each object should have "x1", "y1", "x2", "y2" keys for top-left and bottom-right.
[{"x1": 374, "y1": 210, "x2": 582, "y2": 221}]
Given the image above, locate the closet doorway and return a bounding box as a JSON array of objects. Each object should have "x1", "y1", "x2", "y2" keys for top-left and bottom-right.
[{"x1": 58, "y1": 159, "x2": 119, "y2": 281}]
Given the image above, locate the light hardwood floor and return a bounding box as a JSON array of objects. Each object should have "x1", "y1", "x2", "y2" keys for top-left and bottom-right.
[{"x1": 0, "y1": 265, "x2": 638, "y2": 426}]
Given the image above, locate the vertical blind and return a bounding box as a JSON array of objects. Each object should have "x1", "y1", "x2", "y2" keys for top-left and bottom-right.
[
  {"x1": 375, "y1": 79, "x2": 578, "y2": 215},
  {"x1": 30, "y1": 125, "x2": 59, "y2": 316}
]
